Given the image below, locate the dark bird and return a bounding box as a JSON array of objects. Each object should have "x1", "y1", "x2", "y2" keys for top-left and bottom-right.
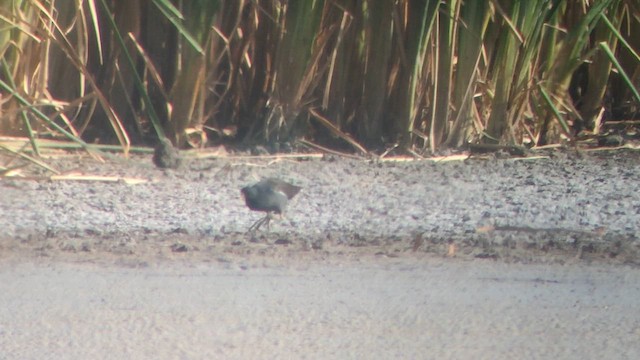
[
  {"x1": 153, "y1": 137, "x2": 182, "y2": 169},
  {"x1": 241, "y1": 178, "x2": 302, "y2": 231}
]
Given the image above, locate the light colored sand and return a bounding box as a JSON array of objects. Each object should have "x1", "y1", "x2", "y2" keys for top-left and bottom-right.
[{"x1": 1, "y1": 257, "x2": 638, "y2": 359}]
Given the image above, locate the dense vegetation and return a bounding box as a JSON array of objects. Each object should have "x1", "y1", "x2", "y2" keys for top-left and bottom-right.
[{"x1": 1, "y1": 0, "x2": 639, "y2": 156}]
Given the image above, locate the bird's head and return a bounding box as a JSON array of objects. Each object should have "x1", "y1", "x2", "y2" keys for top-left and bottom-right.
[{"x1": 240, "y1": 185, "x2": 257, "y2": 200}]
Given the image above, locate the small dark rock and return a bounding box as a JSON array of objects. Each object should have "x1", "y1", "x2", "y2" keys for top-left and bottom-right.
[
  {"x1": 170, "y1": 243, "x2": 190, "y2": 252},
  {"x1": 85, "y1": 229, "x2": 101, "y2": 236},
  {"x1": 251, "y1": 145, "x2": 270, "y2": 156},
  {"x1": 45, "y1": 228, "x2": 56, "y2": 238},
  {"x1": 322, "y1": 154, "x2": 337, "y2": 162},
  {"x1": 274, "y1": 238, "x2": 292, "y2": 245},
  {"x1": 598, "y1": 134, "x2": 624, "y2": 147},
  {"x1": 169, "y1": 227, "x2": 189, "y2": 235},
  {"x1": 280, "y1": 142, "x2": 293, "y2": 153},
  {"x1": 475, "y1": 252, "x2": 499, "y2": 260}
]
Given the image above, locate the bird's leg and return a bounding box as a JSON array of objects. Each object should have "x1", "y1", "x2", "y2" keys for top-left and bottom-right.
[
  {"x1": 264, "y1": 211, "x2": 273, "y2": 231},
  {"x1": 248, "y1": 212, "x2": 272, "y2": 233},
  {"x1": 248, "y1": 217, "x2": 264, "y2": 233}
]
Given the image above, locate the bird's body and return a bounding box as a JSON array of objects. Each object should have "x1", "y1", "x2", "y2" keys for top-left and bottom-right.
[
  {"x1": 241, "y1": 178, "x2": 301, "y2": 231},
  {"x1": 153, "y1": 138, "x2": 181, "y2": 169}
]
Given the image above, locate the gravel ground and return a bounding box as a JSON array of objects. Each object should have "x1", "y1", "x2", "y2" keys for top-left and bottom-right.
[
  {"x1": 1, "y1": 148, "x2": 640, "y2": 359},
  {"x1": 1, "y1": 148, "x2": 639, "y2": 264}
]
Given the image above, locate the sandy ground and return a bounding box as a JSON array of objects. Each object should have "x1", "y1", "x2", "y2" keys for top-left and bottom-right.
[
  {"x1": 1, "y1": 257, "x2": 639, "y2": 359},
  {"x1": 1, "y1": 148, "x2": 640, "y2": 358}
]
